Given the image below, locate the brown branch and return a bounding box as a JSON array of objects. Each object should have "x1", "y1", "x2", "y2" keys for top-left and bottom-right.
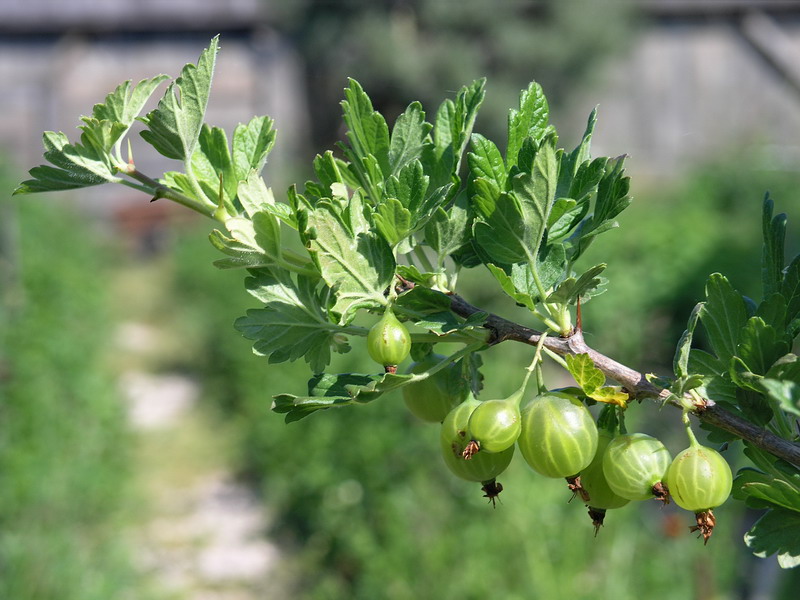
[{"x1": 448, "y1": 293, "x2": 800, "y2": 468}]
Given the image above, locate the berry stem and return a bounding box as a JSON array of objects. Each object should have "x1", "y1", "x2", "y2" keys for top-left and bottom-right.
[
  {"x1": 682, "y1": 410, "x2": 700, "y2": 448},
  {"x1": 509, "y1": 332, "x2": 549, "y2": 407}
]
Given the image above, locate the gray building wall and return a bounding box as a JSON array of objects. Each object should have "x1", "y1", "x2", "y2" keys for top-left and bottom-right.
[{"x1": 3, "y1": 2, "x2": 800, "y2": 208}]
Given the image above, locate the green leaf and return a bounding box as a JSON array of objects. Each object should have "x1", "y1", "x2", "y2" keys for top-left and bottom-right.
[
  {"x1": 565, "y1": 353, "x2": 629, "y2": 407},
  {"x1": 236, "y1": 172, "x2": 296, "y2": 227},
  {"x1": 468, "y1": 134, "x2": 507, "y2": 191},
  {"x1": 140, "y1": 36, "x2": 219, "y2": 161},
  {"x1": 272, "y1": 370, "x2": 415, "y2": 422},
  {"x1": 674, "y1": 303, "x2": 703, "y2": 378},
  {"x1": 473, "y1": 136, "x2": 558, "y2": 265},
  {"x1": 92, "y1": 75, "x2": 169, "y2": 135},
  {"x1": 394, "y1": 286, "x2": 451, "y2": 315},
  {"x1": 782, "y1": 255, "x2": 800, "y2": 329},
  {"x1": 473, "y1": 192, "x2": 526, "y2": 264},
  {"x1": 388, "y1": 101, "x2": 431, "y2": 176},
  {"x1": 736, "y1": 468, "x2": 800, "y2": 513},
  {"x1": 373, "y1": 198, "x2": 412, "y2": 247},
  {"x1": 209, "y1": 211, "x2": 284, "y2": 270},
  {"x1": 744, "y1": 508, "x2": 800, "y2": 568},
  {"x1": 414, "y1": 311, "x2": 487, "y2": 336},
  {"x1": 762, "y1": 195, "x2": 787, "y2": 299},
  {"x1": 761, "y1": 355, "x2": 800, "y2": 416},
  {"x1": 15, "y1": 130, "x2": 122, "y2": 194},
  {"x1": 426, "y1": 79, "x2": 486, "y2": 187},
  {"x1": 757, "y1": 294, "x2": 788, "y2": 333},
  {"x1": 568, "y1": 156, "x2": 631, "y2": 261},
  {"x1": 306, "y1": 202, "x2": 394, "y2": 323},
  {"x1": 486, "y1": 264, "x2": 536, "y2": 311},
  {"x1": 236, "y1": 270, "x2": 346, "y2": 373},
  {"x1": 736, "y1": 317, "x2": 790, "y2": 376},
  {"x1": 698, "y1": 274, "x2": 748, "y2": 363},
  {"x1": 341, "y1": 78, "x2": 390, "y2": 178},
  {"x1": 507, "y1": 81, "x2": 549, "y2": 168},
  {"x1": 384, "y1": 160, "x2": 429, "y2": 216},
  {"x1": 556, "y1": 107, "x2": 598, "y2": 200},
  {"x1": 192, "y1": 124, "x2": 237, "y2": 203},
  {"x1": 425, "y1": 192, "x2": 471, "y2": 261},
  {"x1": 546, "y1": 264, "x2": 607, "y2": 305},
  {"x1": 565, "y1": 354, "x2": 605, "y2": 395},
  {"x1": 232, "y1": 115, "x2": 276, "y2": 181}
]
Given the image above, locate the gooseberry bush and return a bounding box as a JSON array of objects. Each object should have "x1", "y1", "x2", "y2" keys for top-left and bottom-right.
[{"x1": 14, "y1": 38, "x2": 800, "y2": 566}]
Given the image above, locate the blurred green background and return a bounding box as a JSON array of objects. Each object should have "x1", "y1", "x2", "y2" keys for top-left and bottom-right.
[{"x1": 3, "y1": 1, "x2": 800, "y2": 599}]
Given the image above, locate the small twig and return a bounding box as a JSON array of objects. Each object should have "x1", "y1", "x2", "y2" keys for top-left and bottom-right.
[{"x1": 447, "y1": 292, "x2": 800, "y2": 468}]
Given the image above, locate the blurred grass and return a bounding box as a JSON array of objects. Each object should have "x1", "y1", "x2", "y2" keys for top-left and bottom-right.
[
  {"x1": 0, "y1": 192, "x2": 159, "y2": 600},
  {"x1": 157, "y1": 159, "x2": 800, "y2": 599}
]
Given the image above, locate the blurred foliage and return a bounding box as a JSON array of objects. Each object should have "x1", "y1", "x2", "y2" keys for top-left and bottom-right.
[
  {"x1": 0, "y1": 190, "x2": 156, "y2": 599},
  {"x1": 270, "y1": 0, "x2": 635, "y2": 155}
]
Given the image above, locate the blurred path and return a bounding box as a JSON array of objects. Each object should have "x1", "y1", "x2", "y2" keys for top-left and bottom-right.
[{"x1": 117, "y1": 321, "x2": 282, "y2": 600}]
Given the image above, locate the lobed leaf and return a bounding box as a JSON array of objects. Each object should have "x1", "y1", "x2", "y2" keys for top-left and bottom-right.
[
  {"x1": 305, "y1": 201, "x2": 395, "y2": 323},
  {"x1": 507, "y1": 81, "x2": 549, "y2": 168},
  {"x1": 698, "y1": 274, "x2": 748, "y2": 363},
  {"x1": 761, "y1": 195, "x2": 787, "y2": 299},
  {"x1": 232, "y1": 115, "x2": 276, "y2": 181},
  {"x1": 341, "y1": 78, "x2": 391, "y2": 178},
  {"x1": 140, "y1": 36, "x2": 219, "y2": 161},
  {"x1": 674, "y1": 303, "x2": 703, "y2": 378},
  {"x1": 546, "y1": 263, "x2": 607, "y2": 305},
  {"x1": 744, "y1": 508, "x2": 800, "y2": 569},
  {"x1": 15, "y1": 130, "x2": 122, "y2": 194},
  {"x1": 388, "y1": 101, "x2": 431, "y2": 176},
  {"x1": 236, "y1": 270, "x2": 343, "y2": 373}
]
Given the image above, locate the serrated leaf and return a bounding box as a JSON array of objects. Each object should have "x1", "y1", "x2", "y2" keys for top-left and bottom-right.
[
  {"x1": 341, "y1": 78, "x2": 390, "y2": 178},
  {"x1": 272, "y1": 370, "x2": 415, "y2": 422},
  {"x1": 486, "y1": 264, "x2": 536, "y2": 311},
  {"x1": 556, "y1": 107, "x2": 598, "y2": 200},
  {"x1": 737, "y1": 317, "x2": 789, "y2": 376},
  {"x1": 468, "y1": 133, "x2": 507, "y2": 191},
  {"x1": 744, "y1": 509, "x2": 800, "y2": 568},
  {"x1": 237, "y1": 172, "x2": 296, "y2": 227},
  {"x1": 373, "y1": 197, "x2": 412, "y2": 247},
  {"x1": 565, "y1": 354, "x2": 605, "y2": 395},
  {"x1": 762, "y1": 195, "x2": 787, "y2": 299},
  {"x1": 568, "y1": 156, "x2": 630, "y2": 261},
  {"x1": 473, "y1": 136, "x2": 558, "y2": 266},
  {"x1": 388, "y1": 101, "x2": 431, "y2": 176},
  {"x1": 783, "y1": 255, "x2": 800, "y2": 329},
  {"x1": 757, "y1": 293, "x2": 788, "y2": 333},
  {"x1": 507, "y1": 81, "x2": 549, "y2": 168},
  {"x1": 674, "y1": 303, "x2": 703, "y2": 378},
  {"x1": 384, "y1": 160, "x2": 429, "y2": 215},
  {"x1": 192, "y1": 124, "x2": 237, "y2": 203},
  {"x1": 394, "y1": 285, "x2": 451, "y2": 315},
  {"x1": 236, "y1": 270, "x2": 344, "y2": 373},
  {"x1": 306, "y1": 202, "x2": 394, "y2": 323},
  {"x1": 736, "y1": 468, "x2": 800, "y2": 513},
  {"x1": 698, "y1": 274, "x2": 748, "y2": 363},
  {"x1": 414, "y1": 311, "x2": 487, "y2": 336},
  {"x1": 15, "y1": 130, "x2": 122, "y2": 194},
  {"x1": 761, "y1": 378, "x2": 800, "y2": 417},
  {"x1": 425, "y1": 192, "x2": 471, "y2": 261},
  {"x1": 93, "y1": 75, "x2": 170, "y2": 131},
  {"x1": 232, "y1": 115, "x2": 275, "y2": 181},
  {"x1": 209, "y1": 211, "x2": 283, "y2": 270},
  {"x1": 546, "y1": 264, "x2": 607, "y2": 305},
  {"x1": 140, "y1": 36, "x2": 219, "y2": 161},
  {"x1": 426, "y1": 79, "x2": 486, "y2": 188}
]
